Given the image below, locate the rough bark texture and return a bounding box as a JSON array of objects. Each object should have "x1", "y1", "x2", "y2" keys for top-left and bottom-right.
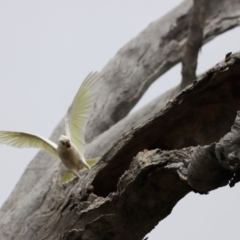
[
  {"x1": 2, "y1": 51, "x2": 240, "y2": 240},
  {"x1": 1, "y1": 0, "x2": 240, "y2": 239},
  {"x1": 181, "y1": 0, "x2": 209, "y2": 88},
  {"x1": 32, "y1": 53, "x2": 240, "y2": 239}
]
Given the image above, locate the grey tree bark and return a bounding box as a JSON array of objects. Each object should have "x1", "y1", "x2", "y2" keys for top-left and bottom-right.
[
  {"x1": 35, "y1": 53, "x2": 240, "y2": 239},
  {"x1": 85, "y1": 0, "x2": 240, "y2": 142},
  {"x1": 1, "y1": 1, "x2": 240, "y2": 239},
  {"x1": 181, "y1": 0, "x2": 209, "y2": 88}
]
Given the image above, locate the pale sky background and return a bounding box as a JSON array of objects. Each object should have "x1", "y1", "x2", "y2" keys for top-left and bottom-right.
[{"x1": 0, "y1": 1, "x2": 240, "y2": 239}]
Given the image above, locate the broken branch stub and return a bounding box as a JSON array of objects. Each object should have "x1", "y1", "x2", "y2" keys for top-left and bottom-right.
[
  {"x1": 216, "y1": 111, "x2": 240, "y2": 171},
  {"x1": 181, "y1": 0, "x2": 209, "y2": 88}
]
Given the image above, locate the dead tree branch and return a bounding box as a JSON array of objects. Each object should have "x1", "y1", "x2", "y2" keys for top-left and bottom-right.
[
  {"x1": 4, "y1": 51, "x2": 240, "y2": 240},
  {"x1": 32, "y1": 53, "x2": 240, "y2": 239},
  {"x1": 1, "y1": 0, "x2": 240, "y2": 239},
  {"x1": 86, "y1": 0, "x2": 240, "y2": 142},
  {"x1": 181, "y1": 0, "x2": 209, "y2": 89}
]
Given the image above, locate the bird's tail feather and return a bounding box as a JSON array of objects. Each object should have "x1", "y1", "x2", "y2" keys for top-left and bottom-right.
[
  {"x1": 60, "y1": 171, "x2": 76, "y2": 185},
  {"x1": 60, "y1": 157, "x2": 100, "y2": 185},
  {"x1": 86, "y1": 157, "x2": 100, "y2": 166}
]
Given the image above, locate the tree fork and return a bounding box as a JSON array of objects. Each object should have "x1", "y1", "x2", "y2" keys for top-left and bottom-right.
[{"x1": 1, "y1": 1, "x2": 240, "y2": 239}]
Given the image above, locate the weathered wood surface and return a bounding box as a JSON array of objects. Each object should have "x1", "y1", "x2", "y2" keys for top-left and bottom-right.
[
  {"x1": 181, "y1": 0, "x2": 209, "y2": 88},
  {"x1": 1, "y1": 0, "x2": 240, "y2": 238},
  {"x1": 86, "y1": 0, "x2": 240, "y2": 142},
  {"x1": 32, "y1": 52, "x2": 240, "y2": 239},
  {"x1": 86, "y1": 0, "x2": 240, "y2": 158},
  {"x1": 3, "y1": 51, "x2": 240, "y2": 239}
]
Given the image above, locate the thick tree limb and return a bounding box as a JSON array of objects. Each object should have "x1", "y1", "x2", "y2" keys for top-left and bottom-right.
[
  {"x1": 32, "y1": 54, "x2": 240, "y2": 239},
  {"x1": 86, "y1": 0, "x2": 240, "y2": 142},
  {"x1": 5, "y1": 52, "x2": 240, "y2": 239},
  {"x1": 34, "y1": 134, "x2": 238, "y2": 240},
  {"x1": 34, "y1": 148, "x2": 193, "y2": 240},
  {"x1": 181, "y1": 0, "x2": 209, "y2": 89}
]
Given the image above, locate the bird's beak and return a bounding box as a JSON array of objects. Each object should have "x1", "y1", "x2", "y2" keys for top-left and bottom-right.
[{"x1": 66, "y1": 141, "x2": 71, "y2": 148}]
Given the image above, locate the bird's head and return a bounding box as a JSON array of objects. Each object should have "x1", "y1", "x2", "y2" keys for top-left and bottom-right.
[{"x1": 58, "y1": 135, "x2": 71, "y2": 149}]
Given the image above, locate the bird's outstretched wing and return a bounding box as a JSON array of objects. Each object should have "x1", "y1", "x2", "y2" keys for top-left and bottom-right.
[
  {"x1": 65, "y1": 72, "x2": 101, "y2": 155},
  {"x1": 0, "y1": 131, "x2": 58, "y2": 158}
]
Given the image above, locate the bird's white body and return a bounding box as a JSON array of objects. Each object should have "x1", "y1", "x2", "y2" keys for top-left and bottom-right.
[
  {"x1": 0, "y1": 72, "x2": 101, "y2": 184},
  {"x1": 57, "y1": 135, "x2": 89, "y2": 177}
]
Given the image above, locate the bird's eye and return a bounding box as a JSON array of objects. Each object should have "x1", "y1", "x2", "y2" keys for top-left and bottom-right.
[{"x1": 61, "y1": 141, "x2": 65, "y2": 145}]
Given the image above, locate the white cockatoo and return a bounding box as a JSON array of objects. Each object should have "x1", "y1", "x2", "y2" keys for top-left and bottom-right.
[{"x1": 0, "y1": 72, "x2": 100, "y2": 184}]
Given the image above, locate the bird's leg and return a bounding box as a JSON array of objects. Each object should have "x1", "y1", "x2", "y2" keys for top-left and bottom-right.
[
  {"x1": 70, "y1": 169, "x2": 81, "y2": 179},
  {"x1": 82, "y1": 160, "x2": 90, "y2": 170}
]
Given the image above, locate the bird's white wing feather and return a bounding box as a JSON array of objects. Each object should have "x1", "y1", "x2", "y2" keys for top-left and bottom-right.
[
  {"x1": 65, "y1": 72, "x2": 100, "y2": 155},
  {"x1": 0, "y1": 131, "x2": 58, "y2": 158}
]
